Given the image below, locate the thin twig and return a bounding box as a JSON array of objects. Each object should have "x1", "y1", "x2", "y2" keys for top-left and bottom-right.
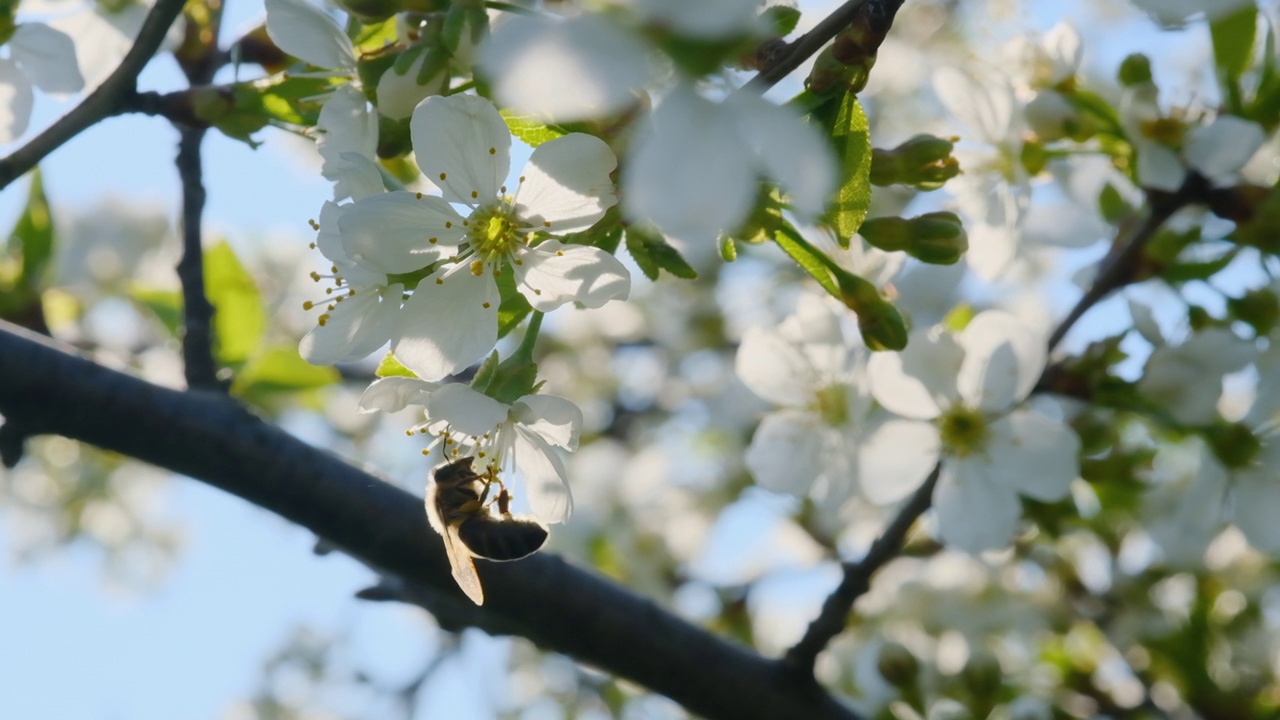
[
  {"x1": 749, "y1": 0, "x2": 870, "y2": 91},
  {"x1": 0, "y1": 0, "x2": 187, "y2": 190},
  {"x1": 783, "y1": 464, "x2": 940, "y2": 676},
  {"x1": 175, "y1": 127, "x2": 221, "y2": 390}
]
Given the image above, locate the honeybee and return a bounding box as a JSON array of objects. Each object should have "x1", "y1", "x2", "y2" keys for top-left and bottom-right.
[{"x1": 425, "y1": 457, "x2": 549, "y2": 605}]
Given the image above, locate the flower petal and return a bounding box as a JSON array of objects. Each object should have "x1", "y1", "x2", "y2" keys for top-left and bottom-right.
[
  {"x1": 393, "y1": 264, "x2": 499, "y2": 380},
  {"x1": 299, "y1": 283, "x2": 402, "y2": 364},
  {"x1": 480, "y1": 14, "x2": 652, "y2": 122},
  {"x1": 1230, "y1": 442, "x2": 1280, "y2": 551},
  {"x1": 513, "y1": 394, "x2": 583, "y2": 451},
  {"x1": 316, "y1": 86, "x2": 378, "y2": 186},
  {"x1": 331, "y1": 151, "x2": 385, "y2": 202},
  {"x1": 957, "y1": 310, "x2": 1045, "y2": 412},
  {"x1": 339, "y1": 191, "x2": 465, "y2": 273},
  {"x1": 427, "y1": 382, "x2": 508, "y2": 435},
  {"x1": 934, "y1": 461, "x2": 1022, "y2": 552},
  {"x1": 374, "y1": 49, "x2": 447, "y2": 121},
  {"x1": 735, "y1": 326, "x2": 816, "y2": 407},
  {"x1": 867, "y1": 329, "x2": 961, "y2": 419},
  {"x1": 0, "y1": 60, "x2": 34, "y2": 143},
  {"x1": 357, "y1": 376, "x2": 438, "y2": 413},
  {"x1": 513, "y1": 240, "x2": 630, "y2": 311},
  {"x1": 622, "y1": 84, "x2": 755, "y2": 242},
  {"x1": 516, "y1": 133, "x2": 617, "y2": 233},
  {"x1": 11, "y1": 24, "x2": 84, "y2": 93},
  {"x1": 1134, "y1": 139, "x2": 1186, "y2": 192},
  {"x1": 744, "y1": 411, "x2": 827, "y2": 497},
  {"x1": 513, "y1": 428, "x2": 573, "y2": 523},
  {"x1": 1186, "y1": 115, "x2": 1266, "y2": 182},
  {"x1": 934, "y1": 67, "x2": 1017, "y2": 143},
  {"x1": 728, "y1": 92, "x2": 835, "y2": 218},
  {"x1": 264, "y1": 0, "x2": 355, "y2": 70},
  {"x1": 411, "y1": 94, "x2": 511, "y2": 206},
  {"x1": 985, "y1": 412, "x2": 1079, "y2": 501},
  {"x1": 858, "y1": 419, "x2": 940, "y2": 504}
]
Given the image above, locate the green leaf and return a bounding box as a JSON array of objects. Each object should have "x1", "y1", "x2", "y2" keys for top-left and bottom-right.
[
  {"x1": 232, "y1": 345, "x2": 340, "y2": 397},
  {"x1": 376, "y1": 351, "x2": 416, "y2": 378},
  {"x1": 772, "y1": 225, "x2": 839, "y2": 297},
  {"x1": 129, "y1": 286, "x2": 183, "y2": 338},
  {"x1": 1211, "y1": 5, "x2": 1257, "y2": 81},
  {"x1": 625, "y1": 227, "x2": 697, "y2": 280},
  {"x1": 763, "y1": 6, "x2": 801, "y2": 37},
  {"x1": 9, "y1": 168, "x2": 53, "y2": 291},
  {"x1": 500, "y1": 110, "x2": 569, "y2": 147},
  {"x1": 495, "y1": 268, "x2": 533, "y2": 339},
  {"x1": 815, "y1": 94, "x2": 871, "y2": 243},
  {"x1": 205, "y1": 242, "x2": 266, "y2": 366}
]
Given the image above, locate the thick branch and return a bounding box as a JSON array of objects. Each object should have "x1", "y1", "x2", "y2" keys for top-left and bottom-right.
[
  {"x1": 783, "y1": 464, "x2": 940, "y2": 676},
  {"x1": 175, "y1": 127, "x2": 221, "y2": 390},
  {"x1": 750, "y1": 0, "x2": 870, "y2": 91},
  {"x1": 0, "y1": 0, "x2": 187, "y2": 190},
  {"x1": 0, "y1": 322, "x2": 857, "y2": 720}
]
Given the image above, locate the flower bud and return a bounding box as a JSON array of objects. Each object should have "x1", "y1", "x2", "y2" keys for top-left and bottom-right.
[
  {"x1": 871, "y1": 134, "x2": 959, "y2": 190},
  {"x1": 855, "y1": 297, "x2": 908, "y2": 351},
  {"x1": 860, "y1": 212, "x2": 967, "y2": 265},
  {"x1": 1118, "y1": 53, "x2": 1152, "y2": 86},
  {"x1": 876, "y1": 642, "x2": 920, "y2": 688}
]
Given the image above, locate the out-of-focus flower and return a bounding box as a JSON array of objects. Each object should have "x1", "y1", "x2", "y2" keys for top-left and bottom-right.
[
  {"x1": 0, "y1": 22, "x2": 84, "y2": 143},
  {"x1": 1136, "y1": 326, "x2": 1255, "y2": 425},
  {"x1": 337, "y1": 94, "x2": 628, "y2": 380},
  {"x1": 1129, "y1": 0, "x2": 1254, "y2": 28},
  {"x1": 867, "y1": 311, "x2": 1079, "y2": 552},
  {"x1": 736, "y1": 294, "x2": 935, "y2": 511}
]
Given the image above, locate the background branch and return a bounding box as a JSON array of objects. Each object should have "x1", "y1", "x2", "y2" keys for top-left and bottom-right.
[
  {"x1": 174, "y1": 127, "x2": 221, "y2": 390},
  {"x1": 0, "y1": 0, "x2": 188, "y2": 190},
  {"x1": 0, "y1": 322, "x2": 859, "y2": 720},
  {"x1": 750, "y1": 0, "x2": 871, "y2": 90}
]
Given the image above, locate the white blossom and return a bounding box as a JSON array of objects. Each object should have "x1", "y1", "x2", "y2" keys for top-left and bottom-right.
[{"x1": 0, "y1": 22, "x2": 84, "y2": 143}]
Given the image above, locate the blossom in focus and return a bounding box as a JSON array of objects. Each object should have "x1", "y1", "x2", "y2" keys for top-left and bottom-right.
[
  {"x1": 370, "y1": 380, "x2": 582, "y2": 523},
  {"x1": 337, "y1": 94, "x2": 629, "y2": 381},
  {"x1": 298, "y1": 201, "x2": 404, "y2": 365},
  {"x1": 623, "y1": 83, "x2": 835, "y2": 243},
  {"x1": 0, "y1": 22, "x2": 84, "y2": 143},
  {"x1": 867, "y1": 311, "x2": 1080, "y2": 552},
  {"x1": 932, "y1": 67, "x2": 1030, "y2": 281},
  {"x1": 736, "y1": 294, "x2": 935, "y2": 511}
]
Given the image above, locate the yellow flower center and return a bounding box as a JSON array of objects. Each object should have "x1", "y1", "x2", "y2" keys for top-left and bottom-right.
[
  {"x1": 938, "y1": 405, "x2": 989, "y2": 457},
  {"x1": 468, "y1": 202, "x2": 525, "y2": 265}
]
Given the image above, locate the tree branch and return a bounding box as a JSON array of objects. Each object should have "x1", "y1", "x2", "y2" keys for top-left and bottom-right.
[
  {"x1": 782, "y1": 464, "x2": 940, "y2": 677},
  {"x1": 749, "y1": 0, "x2": 871, "y2": 91},
  {"x1": 0, "y1": 0, "x2": 188, "y2": 190},
  {"x1": 0, "y1": 322, "x2": 859, "y2": 720},
  {"x1": 174, "y1": 127, "x2": 221, "y2": 390}
]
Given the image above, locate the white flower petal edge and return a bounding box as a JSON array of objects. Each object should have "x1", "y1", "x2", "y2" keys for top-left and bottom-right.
[
  {"x1": 11, "y1": 24, "x2": 85, "y2": 94},
  {"x1": 1186, "y1": 115, "x2": 1266, "y2": 182},
  {"x1": 984, "y1": 411, "x2": 1079, "y2": 501},
  {"x1": 736, "y1": 325, "x2": 821, "y2": 408},
  {"x1": 427, "y1": 382, "x2": 509, "y2": 435},
  {"x1": 514, "y1": 429, "x2": 574, "y2": 523},
  {"x1": 316, "y1": 86, "x2": 379, "y2": 193},
  {"x1": 264, "y1": 0, "x2": 356, "y2": 71},
  {"x1": 514, "y1": 240, "x2": 631, "y2": 311},
  {"x1": 858, "y1": 419, "x2": 940, "y2": 505},
  {"x1": 339, "y1": 191, "x2": 466, "y2": 273},
  {"x1": 729, "y1": 91, "x2": 835, "y2": 218},
  {"x1": 358, "y1": 376, "x2": 439, "y2": 413},
  {"x1": 934, "y1": 462, "x2": 1022, "y2": 553},
  {"x1": 299, "y1": 281, "x2": 403, "y2": 364},
  {"x1": 411, "y1": 94, "x2": 511, "y2": 206},
  {"x1": 515, "y1": 134, "x2": 618, "y2": 233},
  {"x1": 743, "y1": 411, "x2": 829, "y2": 497},
  {"x1": 480, "y1": 14, "x2": 652, "y2": 122},
  {"x1": 867, "y1": 329, "x2": 964, "y2": 419},
  {"x1": 394, "y1": 264, "x2": 500, "y2": 381},
  {"x1": 956, "y1": 310, "x2": 1045, "y2": 412},
  {"x1": 513, "y1": 394, "x2": 582, "y2": 451},
  {"x1": 0, "y1": 60, "x2": 34, "y2": 144}
]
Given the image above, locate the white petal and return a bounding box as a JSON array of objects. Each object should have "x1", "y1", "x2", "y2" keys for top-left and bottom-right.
[
  {"x1": 867, "y1": 330, "x2": 962, "y2": 419},
  {"x1": 957, "y1": 310, "x2": 1045, "y2": 412},
  {"x1": 964, "y1": 222, "x2": 1019, "y2": 282},
  {"x1": 10, "y1": 24, "x2": 84, "y2": 93},
  {"x1": 316, "y1": 86, "x2": 378, "y2": 180},
  {"x1": 299, "y1": 283, "x2": 401, "y2": 364},
  {"x1": 735, "y1": 326, "x2": 816, "y2": 407},
  {"x1": 633, "y1": 0, "x2": 764, "y2": 38},
  {"x1": 858, "y1": 419, "x2": 940, "y2": 504},
  {"x1": 427, "y1": 382, "x2": 509, "y2": 434},
  {"x1": 513, "y1": 241, "x2": 630, "y2": 311},
  {"x1": 264, "y1": 0, "x2": 355, "y2": 70},
  {"x1": 331, "y1": 151, "x2": 385, "y2": 202},
  {"x1": 1044, "y1": 22, "x2": 1082, "y2": 81},
  {"x1": 934, "y1": 461, "x2": 1022, "y2": 552},
  {"x1": 728, "y1": 92, "x2": 835, "y2": 217},
  {"x1": 1230, "y1": 443, "x2": 1280, "y2": 552},
  {"x1": 515, "y1": 133, "x2": 617, "y2": 233},
  {"x1": 1134, "y1": 140, "x2": 1186, "y2": 192},
  {"x1": 411, "y1": 94, "x2": 510, "y2": 205},
  {"x1": 393, "y1": 264, "x2": 500, "y2": 380},
  {"x1": 480, "y1": 14, "x2": 652, "y2": 122},
  {"x1": 1186, "y1": 115, "x2": 1266, "y2": 181},
  {"x1": 934, "y1": 67, "x2": 1017, "y2": 143},
  {"x1": 513, "y1": 428, "x2": 573, "y2": 523},
  {"x1": 339, "y1": 191, "x2": 465, "y2": 273},
  {"x1": 0, "y1": 60, "x2": 34, "y2": 143},
  {"x1": 46, "y1": 6, "x2": 138, "y2": 91},
  {"x1": 375, "y1": 49, "x2": 447, "y2": 121},
  {"x1": 513, "y1": 394, "x2": 583, "y2": 451},
  {"x1": 985, "y1": 412, "x2": 1079, "y2": 501},
  {"x1": 622, "y1": 85, "x2": 755, "y2": 242},
  {"x1": 357, "y1": 376, "x2": 438, "y2": 413},
  {"x1": 744, "y1": 411, "x2": 827, "y2": 497}
]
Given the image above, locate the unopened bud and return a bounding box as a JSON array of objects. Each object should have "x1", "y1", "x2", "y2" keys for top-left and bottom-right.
[
  {"x1": 1118, "y1": 53, "x2": 1152, "y2": 86},
  {"x1": 876, "y1": 642, "x2": 920, "y2": 687},
  {"x1": 855, "y1": 298, "x2": 908, "y2": 351},
  {"x1": 805, "y1": 46, "x2": 871, "y2": 96},
  {"x1": 860, "y1": 212, "x2": 967, "y2": 265},
  {"x1": 871, "y1": 134, "x2": 959, "y2": 190}
]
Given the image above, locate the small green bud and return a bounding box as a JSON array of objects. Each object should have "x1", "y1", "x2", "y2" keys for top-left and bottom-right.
[
  {"x1": 871, "y1": 134, "x2": 959, "y2": 190},
  {"x1": 855, "y1": 298, "x2": 908, "y2": 351},
  {"x1": 858, "y1": 216, "x2": 911, "y2": 252},
  {"x1": 1118, "y1": 53, "x2": 1153, "y2": 86},
  {"x1": 860, "y1": 212, "x2": 967, "y2": 265},
  {"x1": 876, "y1": 642, "x2": 920, "y2": 687}
]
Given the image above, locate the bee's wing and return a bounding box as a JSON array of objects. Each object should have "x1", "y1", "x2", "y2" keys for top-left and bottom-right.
[{"x1": 442, "y1": 523, "x2": 485, "y2": 606}]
